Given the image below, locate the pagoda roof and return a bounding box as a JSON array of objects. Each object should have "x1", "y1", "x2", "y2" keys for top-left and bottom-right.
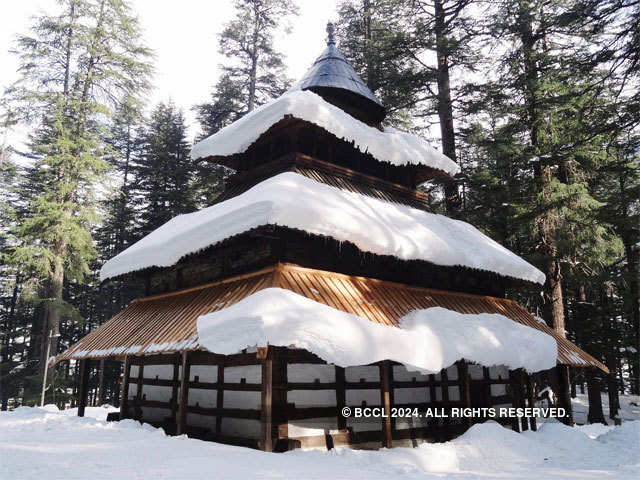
[
  {"x1": 56, "y1": 263, "x2": 609, "y2": 373},
  {"x1": 191, "y1": 90, "x2": 459, "y2": 176},
  {"x1": 289, "y1": 43, "x2": 385, "y2": 122},
  {"x1": 100, "y1": 172, "x2": 544, "y2": 284}
]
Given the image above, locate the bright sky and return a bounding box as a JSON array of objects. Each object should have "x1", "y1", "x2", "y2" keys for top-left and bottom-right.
[{"x1": 0, "y1": 0, "x2": 339, "y2": 153}]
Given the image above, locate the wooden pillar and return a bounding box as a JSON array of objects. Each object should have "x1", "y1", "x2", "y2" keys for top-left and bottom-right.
[
  {"x1": 135, "y1": 359, "x2": 145, "y2": 419},
  {"x1": 518, "y1": 370, "x2": 529, "y2": 431},
  {"x1": 509, "y1": 369, "x2": 522, "y2": 432},
  {"x1": 215, "y1": 358, "x2": 225, "y2": 434},
  {"x1": 260, "y1": 346, "x2": 287, "y2": 452},
  {"x1": 176, "y1": 351, "x2": 190, "y2": 435},
  {"x1": 457, "y1": 361, "x2": 473, "y2": 429},
  {"x1": 171, "y1": 353, "x2": 180, "y2": 427},
  {"x1": 335, "y1": 366, "x2": 346, "y2": 431},
  {"x1": 379, "y1": 360, "x2": 393, "y2": 448},
  {"x1": 119, "y1": 355, "x2": 131, "y2": 420},
  {"x1": 97, "y1": 358, "x2": 106, "y2": 406},
  {"x1": 440, "y1": 367, "x2": 450, "y2": 439},
  {"x1": 77, "y1": 359, "x2": 90, "y2": 417},
  {"x1": 525, "y1": 372, "x2": 537, "y2": 431}
]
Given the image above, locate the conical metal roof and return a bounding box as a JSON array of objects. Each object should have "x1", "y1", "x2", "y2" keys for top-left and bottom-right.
[{"x1": 296, "y1": 23, "x2": 386, "y2": 123}]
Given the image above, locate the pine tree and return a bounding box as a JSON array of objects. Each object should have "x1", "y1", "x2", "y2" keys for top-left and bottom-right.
[
  {"x1": 335, "y1": 0, "x2": 422, "y2": 129},
  {"x1": 336, "y1": 0, "x2": 481, "y2": 214},
  {"x1": 218, "y1": 0, "x2": 298, "y2": 113},
  {"x1": 6, "y1": 0, "x2": 152, "y2": 400},
  {"x1": 135, "y1": 102, "x2": 196, "y2": 236}
]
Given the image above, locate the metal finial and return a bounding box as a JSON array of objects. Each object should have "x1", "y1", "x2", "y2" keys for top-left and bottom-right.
[{"x1": 326, "y1": 22, "x2": 335, "y2": 45}]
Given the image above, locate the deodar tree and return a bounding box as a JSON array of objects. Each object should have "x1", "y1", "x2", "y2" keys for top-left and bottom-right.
[{"x1": 7, "y1": 0, "x2": 152, "y2": 400}]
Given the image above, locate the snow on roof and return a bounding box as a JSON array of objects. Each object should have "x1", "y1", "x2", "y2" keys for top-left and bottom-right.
[
  {"x1": 190, "y1": 90, "x2": 460, "y2": 175},
  {"x1": 100, "y1": 172, "x2": 545, "y2": 284},
  {"x1": 196, "y1": 288, "x2": 557, "y2": 373}
]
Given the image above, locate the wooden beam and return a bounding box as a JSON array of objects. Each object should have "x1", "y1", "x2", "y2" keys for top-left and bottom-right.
[
  {"x1": 97, "y1": 358, "x2": 105, "y2": 405},
  {"x1": 260, "y1": 346, "x2": 287, "y2": 452},
  {"x1": 458, "y1": 361, "x2": 473, "y2": 429},
  {"x1": 135, "y1": 359, "x2": 145, "y2": 419},
  {"x1": 171, "y1": 354, "x2": 180, "y2": 426},
  {"x1": 261, "y1": 347, "x2": 274, "y2": 452},
  {"x1": 509, "y1": 369, "x2": 522, "y2": 432},
  {"x1": 77, "y1": 359, "x2": 90, "y2": 417},
  {"x1": 335, "y1": 366, "x2": 346, "y2": 430},
  {"x1": 379, "y1": 360, "x2": 393, "y2": 448},
  {"x1": 119, "y1": 355, "x2": 131, "y2": 420},
  {"x1": 216, "y1": 358, "x2": 225, "y2": 434},
  {"x1": 177, "y1": 351, "x2": 190, "y2": 435},
  {"x1": 525, "y1": 372, "x2": 537, "y2": 431}
]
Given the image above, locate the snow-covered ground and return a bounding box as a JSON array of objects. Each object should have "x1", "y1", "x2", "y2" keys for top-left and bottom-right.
[
  {"x1": 1, "y1": 403, "x2": 638, "y2": 480},
  {"x1": 572, "y1": 392, "x2": 640, "y2": 424}
]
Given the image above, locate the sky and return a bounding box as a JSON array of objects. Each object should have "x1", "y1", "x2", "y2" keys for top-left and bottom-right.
[{"x1": 0, "y1": 0, "x2": 339, "y2": 153}]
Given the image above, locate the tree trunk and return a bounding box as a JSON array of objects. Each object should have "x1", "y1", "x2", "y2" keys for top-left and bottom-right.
[
  {"x1": 518, "y1": 1, "x2": 571, "y2": 420},
  {"x1": 587, "y1": 369, "x2": 607, "y2": 425},
  {"x1": 40, "y1": 258, "x2": 64, "y2": 385},
  {"x1": 624, "y1": 240, "x2": 639, "y2": 395},
  {"x1": 434, "y1": 0, "x2": 461, "y2": 215},
  {"x1": 247, "y1": 2, "x2": 260, "y2": 112}
]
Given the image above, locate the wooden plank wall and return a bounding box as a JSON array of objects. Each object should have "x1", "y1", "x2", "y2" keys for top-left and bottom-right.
[{"x1": 120, "y1": 349, "x2": 524, "y2": 451}]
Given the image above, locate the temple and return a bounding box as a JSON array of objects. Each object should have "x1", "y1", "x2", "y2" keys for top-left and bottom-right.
[{"x1": 56, "y1": 25, "x2": 608, "y2": 451}]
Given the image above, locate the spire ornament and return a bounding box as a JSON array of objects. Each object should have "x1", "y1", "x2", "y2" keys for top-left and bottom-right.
[{"x1": 326, "y1": 22, "x2": 335, "y2": 45}]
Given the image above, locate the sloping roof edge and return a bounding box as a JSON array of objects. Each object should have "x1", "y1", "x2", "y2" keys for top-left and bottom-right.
[
  {"x1": 56, "y1": 263, "x2": 609, "y2": 373},
  {"x1": 191, "y1": 90, "x2": 459, "y2": 175}
]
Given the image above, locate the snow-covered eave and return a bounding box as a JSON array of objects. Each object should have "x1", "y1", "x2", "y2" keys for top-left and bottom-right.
[
  {"x1": 191, "y1": 90, "x2": 460, "y2": 176},
  {"x1": 100, "y1": 172, "x2": 545, "y2": 284},
  {"x1": 99, "y1": 224, "x2": 543, "y2": 289},
  {"x1": 196, "y1": 288, "x2": 558, "y2": 374}
]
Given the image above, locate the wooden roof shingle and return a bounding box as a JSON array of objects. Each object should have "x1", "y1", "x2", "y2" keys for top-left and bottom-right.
[{"x1": 56, "y1": 263, "x2": 608, "y2": 373}]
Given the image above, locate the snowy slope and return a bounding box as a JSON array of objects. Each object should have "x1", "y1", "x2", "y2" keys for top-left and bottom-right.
[
  {"x1": 191, "y1": 90, "x2": 460, "y2": 175},
  {"x1": 1, "y1": 406, "x2": 638, "y2": 480},
  {"x1": 100, "y1": 172, "x2": 545, "y2": 284},
  {"x1": 197, "y1": 288, "x2": 557, "y2": 373}
]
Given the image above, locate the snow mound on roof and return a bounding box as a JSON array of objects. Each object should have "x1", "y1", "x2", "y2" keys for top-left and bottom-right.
[
  {"x1": 100, "y1": 172, "x2": 545, "y2": 283},
  {"x1": 191, "y1": 90, "x2": 459, "y2": 175},
  {"x1": 196, "y1": 288, "x2": 557, "y2": 373}
]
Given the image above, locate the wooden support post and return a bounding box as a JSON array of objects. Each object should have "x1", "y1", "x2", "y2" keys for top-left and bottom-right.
[
  {"x1": 509, "y1": 369, "x2": 522, "y2": 432},
  {"x1": 176, "y1": 351, "x2": 190, "y2": 435},
  {"x1": 525, "y1": 372, "x2": 537, "y2": 431},
  {"x1": 379, "y1": 360, "x2": 393, "y2": 448},
  {"x1": 171, "y1": 354, "x2": 180, "y2": 427},
  {"x1": 518, "y1": 370, "x2": 529, "y2": 431},
  {"x1": 77, "y1": 359, "x2": 90, "y2": 417},
  {"x1": 119, "y1": 355, "x2": 131, "y2": 420},
  {"x1": 216, "y1": 358, "x2": 225, "y2": 434},
  {"x1": 135, "y1": 359, "x2": 145, "y2": 419},
  {"x1": 260, "y1": 346, "x2": 287, "y2": 452},
  {"x1": 97, "y1": 358, "x2": 105, "y2": 406},
  {"x1": 261, "y1": 347, "x2": 274, "y2": 452},
  {"x1": 335, "y1": 366, "x2": 346, "y2": 431},
  {"x1": 458, "y1": 361, "x2": 473, "y2": 429},
  {"x1": 440, "y1": 367, "x2": 451, "y2": 440}
]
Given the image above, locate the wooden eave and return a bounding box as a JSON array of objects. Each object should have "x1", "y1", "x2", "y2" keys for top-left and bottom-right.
[{"x1": 57, "y1": 263, "x2": 609, "y2": 373}]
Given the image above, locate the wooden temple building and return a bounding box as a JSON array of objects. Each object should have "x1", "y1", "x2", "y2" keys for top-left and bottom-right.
[{"x1": 56, "y1": 26, "x2": 608, "y2": 452}]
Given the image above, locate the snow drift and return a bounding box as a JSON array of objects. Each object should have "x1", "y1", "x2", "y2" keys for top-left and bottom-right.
[
  {"x1": 196, "y1": 288, "x2": 557, "y2": 373},
  {"x1": 2, "y1": 406, "x2": 638, "y2": 480},
  {"x1": 191, "y1": 90, "x2": 460, "y2": 175},
  {"x1": 100, "y1": 172, "x2": 545, "y2": 284}
]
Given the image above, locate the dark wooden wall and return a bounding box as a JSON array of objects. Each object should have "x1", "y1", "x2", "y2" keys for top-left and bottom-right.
[{"x1": 91, "y1": 348, "x2": 535, "y2": 452}]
